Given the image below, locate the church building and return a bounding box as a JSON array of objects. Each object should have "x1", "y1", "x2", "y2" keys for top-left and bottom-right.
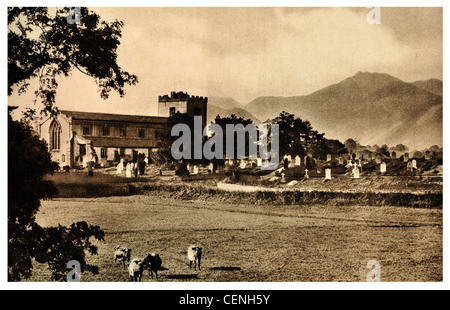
[{"x1": 38, "y1": 91, "x2": 207, "y2": 168}]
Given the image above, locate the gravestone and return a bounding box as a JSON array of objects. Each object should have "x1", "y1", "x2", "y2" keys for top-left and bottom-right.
[
  {"x1": 407, "y1": 161, "x2": 412, "y2": 170},
  {"x1": 403, "y1": 153, "x2": 409, "y2": 162},
  {"x1": 193, "y1": 165, "x2": 199, "y2": 175},
  {"x1": 281, "y1": 172, "x2": 286, "y2": 183},
  {"x1": 380, "y1": 162, "x2": 386, "y2": 173},
  {"x1": 138, "y1": 161, "x2": 146, "y2": 175},
  {"x1": 209, "y1": 162, "x2": 214, "y2": 173},
  {"x1": 304, "y1": 168, "x2": 309, "y2": 179},
  {"x1": 257, "y1": 157, "x2": 262, "y2": 167},
  {"x1": 412, "y1": 159, "x2": 417, "y2": 169},
  {"x1": 327, "y1": 154, "x2": 332, "y2": 162},
  {"x1": 295, "y1": 155, "x2": 301, "y2": 166},
  {"x1": 325, "y1": 168, "x2": 331, "y2": 180},
  {"x1": 338, "y1": 156, "x2": 344, "y2": 165},
  {"x1": 289, "y1": 157, "x2": 295, "y2": 167},
  {"x1": 353, "y1": 167, "x2": 360, "y2": 179},
  {"x1": 125, "y1": 163, "x2": 131, "y2": 178},
  {"x1": 283, "y1": 157, "x2": 289, "y2": 170},
  {"x1": 375, "y1": 154, "x2": 382, "y2": 164},
  {"x1": 116, "y1": 160, "x2": 123, "y2": 175},
  {"x1": 287, "y1": 180, "x2": 298, "y2": 186}
]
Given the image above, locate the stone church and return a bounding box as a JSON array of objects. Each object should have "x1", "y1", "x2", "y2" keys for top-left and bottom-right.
[{"x1": 38, "y1": 91, "x2": 207, "y2": 168}]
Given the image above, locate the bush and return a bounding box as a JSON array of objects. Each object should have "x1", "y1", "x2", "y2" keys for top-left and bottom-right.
[
  {"x1": 224, "y1": 165, "x2": 241, "y2": 181},
  {"x1": 175, "y1": 163, "x2": 189, "y2": 176}
]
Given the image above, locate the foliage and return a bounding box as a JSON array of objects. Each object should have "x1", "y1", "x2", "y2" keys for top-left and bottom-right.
[
  {"x1": 344, "y1": 138, "x2": 357, "y2": 155},
  {"x1": 267, "y1": 111, "x2": 342, "y2": 159},
  {"x1": 7, "y1": 7, "x2": 131, "y2": 281},
  {"x1": 213, "y1": 114, "x2": 256, "y2": 159},
  {"x1": 8, "y1": 7, "x2": 138, "y2": 115},
  {"x1": 8, "y1": 114, "x2": 105, "y2": 281},
  {"x1": 150, "y1": 112, "x2": 197, "y2": 166},
  {"x1": 310, "y1": 138, "x2": 348, "y2": 160}
]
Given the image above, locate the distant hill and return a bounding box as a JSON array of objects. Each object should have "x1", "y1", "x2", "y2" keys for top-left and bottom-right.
[
  {"x1": 411, "y1": 78, "x2": 443, "y2": 96},
  {"x1": 207, "y1": 96, "x2": 261, "y2": 124},
  {"x1": 243, "y1": 72, "x2": 442, "y2": 150}
]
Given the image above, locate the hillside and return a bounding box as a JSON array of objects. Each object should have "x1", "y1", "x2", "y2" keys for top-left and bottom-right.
[
  {"x1": 207, "y1": 96, "x2": 261, "y2": 124},
  {"x1": 243, "y1": 72, "x2": 442, "y2": 150},
  {"x1": 411, "y1": 78, "x2": 443, "y2": 96}
]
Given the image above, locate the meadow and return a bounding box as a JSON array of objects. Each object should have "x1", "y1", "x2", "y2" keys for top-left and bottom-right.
[{"x1": 30, "y1": 190, "x2": 442, "y2": 282}]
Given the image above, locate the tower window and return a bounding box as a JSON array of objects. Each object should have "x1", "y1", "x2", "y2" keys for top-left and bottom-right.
[{"x1": 82, "y1": 126, "x2": 90, "y2": 135}]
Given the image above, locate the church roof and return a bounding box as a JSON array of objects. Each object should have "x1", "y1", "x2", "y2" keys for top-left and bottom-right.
[{"x1": 60, "y1": 110, "x2": 167, "y2": 124}]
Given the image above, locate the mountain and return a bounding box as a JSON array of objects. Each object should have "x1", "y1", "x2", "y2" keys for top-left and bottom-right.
[
  {"x1": 207, "y1": 96, "x2": 261, "y2": 124},
  {"x1": 411, "y1": 78, "x2": 442, "y2": 96},
  {"x1": 208, "y1": 96, "x2": 243, "y2": 110},
  {"x1": 243, "y1": 72, "x2": 442, "y2": 150}
]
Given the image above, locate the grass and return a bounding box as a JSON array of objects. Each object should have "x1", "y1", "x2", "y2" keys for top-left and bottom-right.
[
  {"x1": 29, "y1": 195, "x2": 442, "y2": 282},
  {"x1": 29, "y1": 168, "x2": 442, "y2": 282},
  {"x1": 46, "y1": 170, "x2": 443, "y2": 208}
]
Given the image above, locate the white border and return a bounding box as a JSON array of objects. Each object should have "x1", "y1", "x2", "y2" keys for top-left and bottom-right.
[{"x1": 1, "y1": 0, "x2": 448, "y2": 290}]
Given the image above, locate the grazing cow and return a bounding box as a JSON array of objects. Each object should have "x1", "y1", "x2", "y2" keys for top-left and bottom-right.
[
  {"x1": 143, "y1": 253, "x2": 163, "y2": 279},
  {"x1": 128, "y1": 259, "x2": 144, "y2": 282},
  {"x1": 187, "y1": 245, "x2": 202, "y2": 270},
  {"x1": 114, "y1": 246, "x2": 131, "y2": 267}
]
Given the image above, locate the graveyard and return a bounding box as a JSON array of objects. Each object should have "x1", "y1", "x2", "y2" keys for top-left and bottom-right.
[
  {"x1": 48, "y1": 151, "x2": 443, "y2": 208},
  {"x1": 36, "y1": 151, "x2": 443, "y2": 282}
]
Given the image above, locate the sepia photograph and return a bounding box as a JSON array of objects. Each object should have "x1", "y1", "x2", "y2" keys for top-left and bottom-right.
[{"x1": 5, "y1": 4, "x2": 444, "y2": 288}]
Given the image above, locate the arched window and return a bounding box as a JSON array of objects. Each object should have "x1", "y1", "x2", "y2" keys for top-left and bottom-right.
[{"x1": 49, "y1": 119, "x2": 61, "y2": 150}]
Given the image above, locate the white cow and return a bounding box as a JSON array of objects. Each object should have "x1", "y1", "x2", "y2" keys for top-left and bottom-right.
[
  {"x1": 187, "y1": 245, "x2": 203, "y2": 271},
  {"x1": 114, "y1": 246, "x2": 132, "y2": 267}
]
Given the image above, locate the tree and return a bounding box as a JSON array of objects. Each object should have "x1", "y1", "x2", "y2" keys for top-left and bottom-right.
[
  {"x1": 378, "y1": 144, "x2": 390, "y2": 157},
  {"x1": 311, "y1": 138, "x2": 347, "y2": 160},
  {"x1": 8, "y1": 7, "x2": 136, "y2": 281},
  {"x1": 8, "y1": 7, "x2": 138, "y2": 113},
  {"x1": 395, "y1": 144, "x2": 409, "y2": 153},
  {"x1": 344, "y1": 138, "x2": 357, "y2": 155},
  {"x1": 268, "y1": 111, "x2": 326, "y2": 159},
  {"x1": 8, "y1": 111, "x2": 104, "y2": 281},
  {"x1": 213, "y1": 114, "x2": 257, "y2": 159}
]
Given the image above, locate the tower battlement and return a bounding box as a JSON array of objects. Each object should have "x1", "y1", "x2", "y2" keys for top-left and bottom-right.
[
  {"x1": 157, "y1": 91, "x2": 208, "y2": 127},
  {"x1": 158, "y1": 91, "x2": 208, "y2": 104}
]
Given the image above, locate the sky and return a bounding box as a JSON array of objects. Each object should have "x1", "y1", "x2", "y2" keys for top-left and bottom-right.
[{"x1": 8, "y1": 7, "x2": 443, "y2": 118}]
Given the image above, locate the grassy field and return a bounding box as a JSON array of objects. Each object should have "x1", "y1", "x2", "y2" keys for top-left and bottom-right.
[{"x1": 30, "y1": 194, "x2": 442, "y2": 282}]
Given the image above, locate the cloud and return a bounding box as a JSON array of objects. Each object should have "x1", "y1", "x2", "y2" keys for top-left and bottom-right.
[{"x1": 8, "y1": 7, "x2": 442, "y2": 117}]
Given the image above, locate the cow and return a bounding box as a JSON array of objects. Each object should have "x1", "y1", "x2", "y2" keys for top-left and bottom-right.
[
  {"x1": 143, "y1": 253, "x2": 163, "y2": 279},
  {"x1": 114, "y1": 246, "x2": 132, "y2": 268},
  {"x1": 187, "y1": 245, "x2": 203, "y2": 271}
]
